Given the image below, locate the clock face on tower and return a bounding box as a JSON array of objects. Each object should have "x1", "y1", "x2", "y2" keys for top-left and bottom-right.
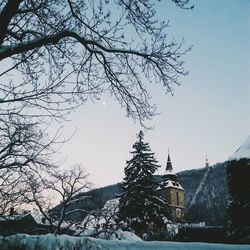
[{"x1": 175, "y1": 208, "x2": 181, "y2": 218}]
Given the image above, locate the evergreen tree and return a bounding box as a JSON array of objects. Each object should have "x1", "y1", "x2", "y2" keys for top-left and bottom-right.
[
  {"x1": 226, "y1": 158, "x2": 250, "y2": 243},
  {"x1": 118, "y1": 131, "x2": 167, "y2": 237}
]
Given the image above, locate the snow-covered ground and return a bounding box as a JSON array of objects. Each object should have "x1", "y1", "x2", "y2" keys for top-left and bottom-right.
[
  {"x1": 230, "y1": 135, "x2": 250, "y2": 160},
  {"x1": 0, "y1": 234, "x2": 249, "y2": 250}
]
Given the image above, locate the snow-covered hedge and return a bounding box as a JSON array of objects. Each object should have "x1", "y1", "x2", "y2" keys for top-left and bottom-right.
[{"x1": 0, "y1": 234, "x2": 250, "y2": 250}]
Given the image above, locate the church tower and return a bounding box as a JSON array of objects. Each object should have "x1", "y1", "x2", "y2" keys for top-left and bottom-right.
[{"x1": 158, "y1": 152, "x2": 185, "y2": 222}]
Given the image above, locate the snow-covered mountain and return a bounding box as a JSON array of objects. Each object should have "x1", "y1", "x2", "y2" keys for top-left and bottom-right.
[{"x1": 229, "y1": 135, "x2": 250, "y2": 160}]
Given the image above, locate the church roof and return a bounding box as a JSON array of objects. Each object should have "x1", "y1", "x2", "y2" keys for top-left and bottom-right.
[
  {"x1": 161, "y1": 151, "x2": 184, "y2": 190},
  {"x1": 164, "y1": 180, "x2": 184, "y2": 190}
]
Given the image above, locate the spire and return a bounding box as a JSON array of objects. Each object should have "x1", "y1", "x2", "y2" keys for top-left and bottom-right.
[
  {"x1": 205, "y1": 155, "x2": 209, "y2": 168},
  {"x1": 166, "y1": 150, "x2": 173, "y2": 172}
]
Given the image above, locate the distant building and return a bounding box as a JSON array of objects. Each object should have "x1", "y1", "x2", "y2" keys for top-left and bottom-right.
[
  {"x1": 205, "y1": 155, "x2": 209, "y2": 168},
  {"x1": 158, "y1": 152, "x2": 185, "y2": 222}
]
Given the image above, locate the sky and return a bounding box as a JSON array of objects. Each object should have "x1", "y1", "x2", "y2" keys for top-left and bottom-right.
[{"x1": 59, "y1": 0, "x2": 250, "y2": 188}]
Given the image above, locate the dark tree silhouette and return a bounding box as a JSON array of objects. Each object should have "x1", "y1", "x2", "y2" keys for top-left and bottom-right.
[{"x1": 226, "y1": 159, "x2": 250, "y2": 243}]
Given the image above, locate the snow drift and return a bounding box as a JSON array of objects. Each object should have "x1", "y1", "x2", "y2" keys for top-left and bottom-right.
[{"x1": 0, "y1": 234, "x2": 249, "y2": 250}]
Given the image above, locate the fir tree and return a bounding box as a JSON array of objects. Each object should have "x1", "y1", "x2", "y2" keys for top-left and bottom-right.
[
  {"x1": 118, "y1": 131, "x2": 167, "y2": 237},
  {"x1": 226, "y1": 158, "x2": 250, "y2": 243}
]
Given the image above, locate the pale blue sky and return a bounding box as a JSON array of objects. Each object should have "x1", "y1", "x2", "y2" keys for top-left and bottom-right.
[{"x1": 60, "y1": 0, "x2": 250, "y2": 187}]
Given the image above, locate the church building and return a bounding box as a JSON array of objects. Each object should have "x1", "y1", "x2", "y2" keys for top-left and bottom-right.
[{"x1": 158, "y1": 152, "x2": 185, "y2": 222}]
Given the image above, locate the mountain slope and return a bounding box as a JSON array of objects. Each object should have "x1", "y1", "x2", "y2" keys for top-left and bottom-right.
[
  {"x1": 53, "y1": 163, "x2": 228, "y2": 225},
  {"x1": 179, "y1": 163, "x2": 228, "y2": 226}
]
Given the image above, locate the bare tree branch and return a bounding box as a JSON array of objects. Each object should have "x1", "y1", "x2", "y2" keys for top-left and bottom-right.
[
  {"x1": 0, "y1": 0, "x2": 192, "y2": 123},
  {"x1": 24, "y1": 165, "x2": 91, "y2": 234}
]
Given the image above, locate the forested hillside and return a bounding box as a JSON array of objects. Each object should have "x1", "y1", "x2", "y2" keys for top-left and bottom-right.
[
  {"x1": 53, "y1": 163, "x2": 228, "y2": 225},
  {"x1": 178, "y1": 163, "x2": 228, "y2": 225}
]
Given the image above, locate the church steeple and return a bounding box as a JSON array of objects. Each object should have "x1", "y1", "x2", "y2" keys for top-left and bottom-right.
[
  {"x1": 163, "y1": 150, "x2": 177, "y2": 182},
  {"x1": 166, "y1": 150, "x2": 173, "y2": 172}
]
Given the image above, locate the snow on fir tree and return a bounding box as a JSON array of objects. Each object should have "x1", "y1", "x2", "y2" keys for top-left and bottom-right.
[{"x1": 117, "y1": 131, "x2": 168, "y2": 237}]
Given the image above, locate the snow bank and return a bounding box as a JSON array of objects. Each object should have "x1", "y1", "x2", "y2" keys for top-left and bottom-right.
[
  {"x1": 229, "y1": 135, "x2": 250, "y2": 160},
  {"x1": 0, "y1": 234, "x2": 87, "y2": 250},
  {"x1": 0, "y1": 234, "x2": 250, "y2": 250}
]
